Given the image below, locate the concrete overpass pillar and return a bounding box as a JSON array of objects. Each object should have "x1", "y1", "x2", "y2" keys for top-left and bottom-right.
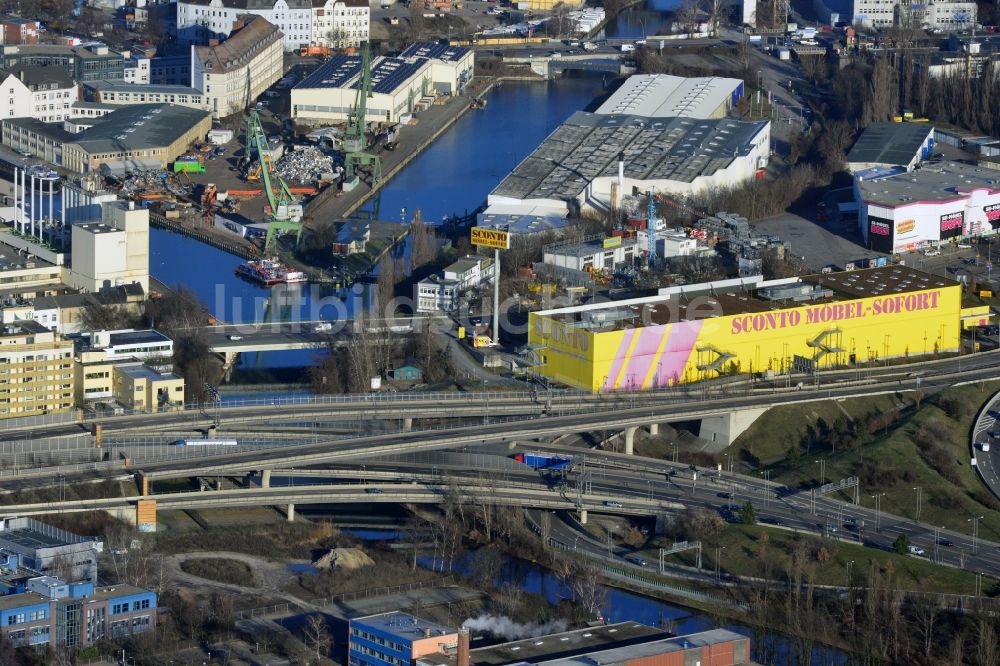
[
  {"x1": 624, "y1": 426, "x2": 637, "y2": 455},
  {"x1": 699, "y1": 408, "x2": 766, "y2": 448},
  {"x1": 261, "y1": 470, "x2": 271, "y2": 489},
  {"x1": 579, "y1": 509, "x2": 588, "y2": 524},
  {"x1": 648, "y1": 423, "x2": 659, "y2": 436},
  {"x1": 214, "y1": 478, "x2": 223, "y2": 491},
  {"x1": 286, "y1": 503, "x2": 295, "y2": 522},
  {"x1": 402, "y1": 417, "x2": 413, "y2": 431},
  {"x1": 134, "y1": 472, "x2": 149, "y2": 497}
]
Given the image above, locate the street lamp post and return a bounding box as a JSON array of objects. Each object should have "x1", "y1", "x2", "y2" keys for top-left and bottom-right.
[
  {"x1": 816, "y1": 459, "x2": 826, "y2": 486},
  {"x1": 715, "y1": 546, "x2": 726, "y2": 583},
  {"x1": 968, "y1": 515, "x2": 984, "y2": 554},
  {"x1": 872, "y1": 493, "x2": 885, "y2": 531},
  {"x1": 846, "y1": 560, "x2": 855, "y2": 587},
  {"x1": 913, "y1": 486, "x2": 922, "y2": 521}
]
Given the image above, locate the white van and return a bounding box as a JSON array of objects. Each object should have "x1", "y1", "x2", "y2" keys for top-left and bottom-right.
[
  {"x1": 982, "y1": 442, "x2": 992, "y2": 452},
  {"x1": 620, "y1": 43, "x2": 636, "y2": 52}
]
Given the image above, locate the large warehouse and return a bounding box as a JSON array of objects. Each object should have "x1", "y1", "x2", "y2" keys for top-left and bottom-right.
[
  {"x1": 291, "y1": 42, "x2": 474, "y2": 124},
  {"x1": 528, "y1": 266, "x2": 966, "y2": 391},
  {"x1": 594, "y1": 74, "x2": 745, "y2": 119},
  {"x1": 488, "y1": 112, "x2": 770, "y2": 213},
  {"x1": 1, "y1": 103, "x2": 211, "y2": 173},
  {"x1": 855, "y1": 160, "x2": 1000, "y2": 253},
  {"x1": 846, "y1": 121, "x2": 934, "y2": 173}
]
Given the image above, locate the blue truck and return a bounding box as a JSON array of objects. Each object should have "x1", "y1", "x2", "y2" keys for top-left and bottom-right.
[{"x1": 512, "y1": 453, "x2": 574, "y2": 472}]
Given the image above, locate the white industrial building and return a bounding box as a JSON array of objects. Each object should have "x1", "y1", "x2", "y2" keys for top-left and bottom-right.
[
  {"x1": 192, "y1": 16, "x2": 284, "y2": 118},
  {"x1": 0, "y1": 66, "x2": 79, "y2": 124},
  {"x1": 817, "y1": 0, "x2": 974, "y2": 29},
  {"x1": 595, "y1": 74, "x2": 745, "y2": 120},
  {"x1": 176, "y1": 0, "x2": 370, "y2": 50},
  {"x1": 414, "y1": 255, "x2": 496, "y2": 313},
  {"x1": 83, "y1": 81, "x2": 209, "y2": 112},
  {"x1": 292, "y1": 43, "x2": 473, "y2": 125},
  {"x1": 543, "y1": 235, "x2": 640, "y2": 273},
  {"x1": 68, "y1": 201, "x2": 150, "y2": 294},
  {"x1": 854, "y1": 161, "x2": 1000, "y2": 254},
  {"x1": 489, "y1": 112, "x2": 770, "y2": 214}
]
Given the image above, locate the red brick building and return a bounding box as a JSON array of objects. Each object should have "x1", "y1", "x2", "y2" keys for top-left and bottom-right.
[{"x1": 1, "y1": 19, "x2": 40, "y2": 45}]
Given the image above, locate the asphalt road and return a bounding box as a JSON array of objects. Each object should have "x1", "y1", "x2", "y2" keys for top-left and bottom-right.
[{"x1": 973, "y1": 396, "x2": 1000, "y2": 504}]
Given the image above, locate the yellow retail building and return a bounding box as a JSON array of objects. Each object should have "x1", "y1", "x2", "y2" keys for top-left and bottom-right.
[{"x1": 529, "y1": 266, "x2": 974, "y2": 392}]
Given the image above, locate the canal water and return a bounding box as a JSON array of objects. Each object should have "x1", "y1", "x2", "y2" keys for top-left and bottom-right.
[
  {"x1": 151, "y1": 75, "x2": 616, "y2": 370},
  {"x1": 419, "y1": 552, "x2": 849, "y2": 666},
  {"x1": 604, "y1": 0, "x2": 683, "y2": 40}
]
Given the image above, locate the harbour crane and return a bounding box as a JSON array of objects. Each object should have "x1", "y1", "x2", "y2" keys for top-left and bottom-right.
[
  {"x1": 245, "y1": 109, "x2": 303, "y2": 252},
  {"x1": 343, "y1": 41, "x2": 383, "y2": 221}
]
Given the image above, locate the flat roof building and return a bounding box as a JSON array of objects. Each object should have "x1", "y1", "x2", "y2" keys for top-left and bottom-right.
[
  {"x1": 292, "y1": 43, "x2": 474, "y2": 124},
  {"x1": 0, "y1": 518, "x2": 101, "y2": 583},
  {"x1": 0, "y1": 44, "x2": 126, "y2": 82},
  {"x1": 489, "y1": 112, "x2": 770, "y2": 213},
  {"x1": 83, "y1": 81, "x2": 209, "y2": 112},
  {"x1": 0, "y1": 320, "x2": 74, "y2": 420},
  {"x1": 414, "y1": 255, "x2": 496, "y2": 313},
  {"x1": 530, "y1": 266, "x2": 965, "y2": 394},
  {"x1": 1, "y1": 103, "x2": 212, "y2": 173},
  {"x1": 854, "y1": 160, "x2": 1000, "y2": 252},
  {"x1": 350, "y1": 611, "x2": 459, "y2": 666},
  {"x1": 846, "y1": 122, "x2": 935, "y2": 173},
  {"x1": 595, "y1": 74, "x2": 745, "y2": 120}
]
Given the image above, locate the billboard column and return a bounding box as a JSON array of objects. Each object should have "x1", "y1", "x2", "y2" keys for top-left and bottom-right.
[{"x1": 493, "y1": 247, "x2": 500, "y2": 345}]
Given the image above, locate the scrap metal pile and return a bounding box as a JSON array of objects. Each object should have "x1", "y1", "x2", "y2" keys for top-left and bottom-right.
[{"x1": 275, "y1": 145, "x2": 337, "y2": 184}]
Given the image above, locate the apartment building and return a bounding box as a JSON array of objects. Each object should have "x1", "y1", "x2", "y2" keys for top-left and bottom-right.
[
  {"x1": 0, "y1": 19, "x2": 40, "y2": 45},
  {"x1": 0, "y1": 320, "x2": 74, "y2": 420},
  {"x1": 313, "y1": 0, "x2": 370, "y2": 48},
  {"x1": 177, "y1": 0, "x2": 313, "y2": 50},
  {"x1": 0, "y1": 66, "x2": 78, "y2": 123},
  {"x1": 177, "y1": 0, "x2": 371, "y2": 50},
  {"x1": 192, "y1": 16, "x2": 283, "y2": 118}
]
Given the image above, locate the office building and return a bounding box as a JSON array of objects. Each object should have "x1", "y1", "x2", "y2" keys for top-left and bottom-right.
[
  {"x1": 123, "y1": 53, "x2": 150, "y2": 85},
  {"x1": 817, "y1": 0, "x2": 974, "y2": 29},
  {"x1": 149, "y1": 54, "x2": 191, "y2": 86},
  {"x1": 0, "y1": 44, "x2": 127, "y2": 83},
  {"x1": 192, "y1": 16, "x2": 284, "y2": 118},
  {"x1": 0, "y1": 518, "x2": 101, "y2": 583},
  {"x1": 0, "y1": 65, "x2": 79, "y2": 123},
  {"x1": 490, "y1": 112, "x2": 770, "y2": 214},
  {"x1": 595, "y1": 75, "x2": 745, "y2": 120},
  {"x1": 75, "y1": 331, "x2": 183, "y2": 412},
  {"x1": 846, "y1": 122, "x2": 935, "y2": 173},
  {"x1": 350, "y1": 612, "x2": 460, "y2": 666},
  {"x1": 0, "y1": 320, "x2": 74, "y2": 419},
  {"x1": 413, "y1": 255, "x2": 496, "y2": 313},
  {"x1": 1, "y1": 103, "x2": 212, "y2": 173},
  {"x1": 83, "y1": 80, "x2": 209, "y2": 111},
  {"x1": 292, "y1": 42, "x2": 473, "y2": 124}
]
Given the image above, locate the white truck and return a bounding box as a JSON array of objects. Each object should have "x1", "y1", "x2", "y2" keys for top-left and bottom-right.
[{"x1": 582, "y1": 41, "x2": 598, "y2": 51}]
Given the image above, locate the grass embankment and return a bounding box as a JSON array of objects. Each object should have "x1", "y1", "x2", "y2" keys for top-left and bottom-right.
[
  {"x1": 731, "y1": 381, "x2": 1000, "y2": 543},
  {"x1": 640, "y1": 524, "x2": 991, "y2": 595},
  {"x1": 180, "y1": 557, "x2": 257, "y2": 587}
]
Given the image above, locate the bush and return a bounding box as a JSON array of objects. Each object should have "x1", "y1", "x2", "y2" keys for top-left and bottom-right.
[
  {"x1": 179, "y1": 558, "x2": 256, "y2": 587},
  {"x1": 893, "y1": 534, "x2": 911, "y2": 555}
]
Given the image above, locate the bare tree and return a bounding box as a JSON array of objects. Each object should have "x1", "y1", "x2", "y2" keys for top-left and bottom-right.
[
  {"x1": 304, "y1": 614, "x2": 332, "y2": 661},
  {"x1": 569, "y1": 562, "x2": 607, "y2": 617}
]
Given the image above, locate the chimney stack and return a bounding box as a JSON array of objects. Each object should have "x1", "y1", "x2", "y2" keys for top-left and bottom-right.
[{"x1": 457, "y1": 629, "x2": 470, "y2": 666}]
